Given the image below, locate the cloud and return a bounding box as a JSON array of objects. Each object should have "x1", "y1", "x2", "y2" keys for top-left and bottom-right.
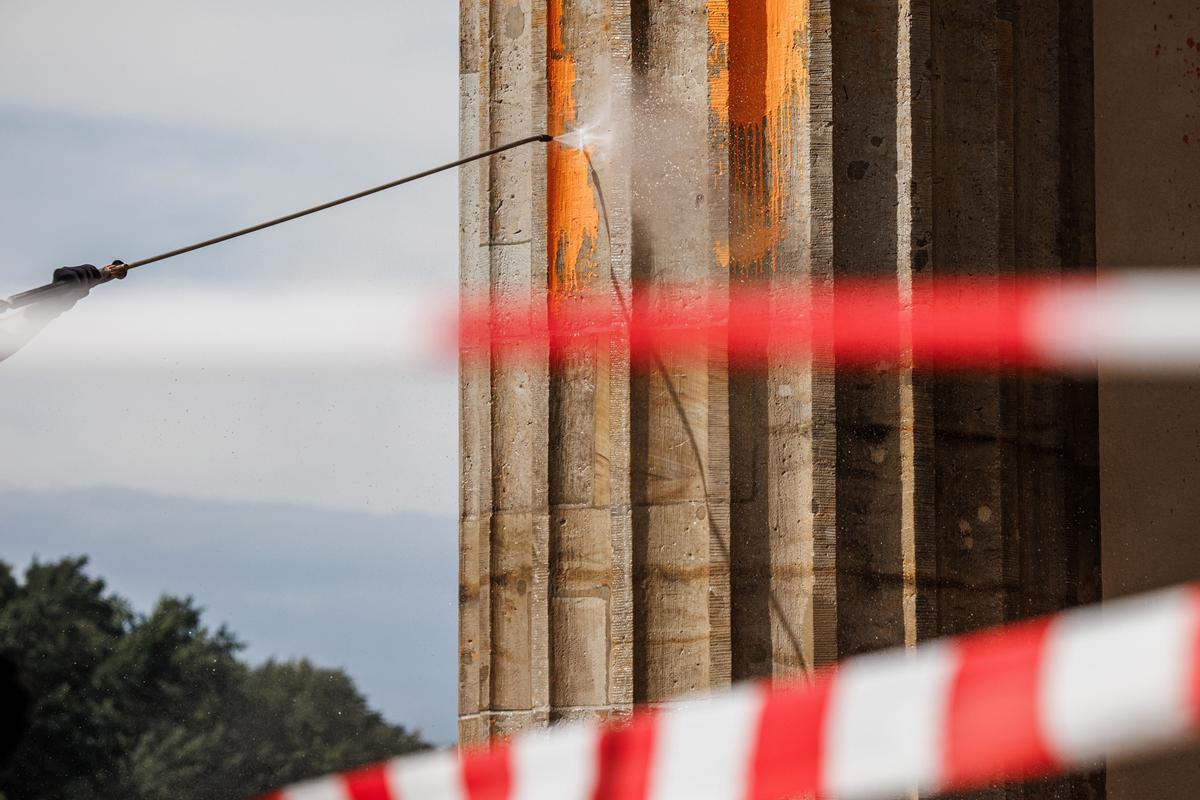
[
  {"x1": 0, "y1": 364, "x2": 457, "y2": 517},
  {"x1": 0, "y1": 106, "x2": 461, "y2": 290},
  {"x1": 0, "y1": 282, "x2": 460, "y2": 516},
  {"x1": 0, "y1": 2, "x2": 464, "y2": 742},
  {"x1": 0, "y1": 0, "x2": 462, "y2": 291},
  {"x1": 0, "y1": 2, "x2": 463, "y2": 518},
  {"x1": 0, "y1": 0, "x2": 458, "y2": 148}
]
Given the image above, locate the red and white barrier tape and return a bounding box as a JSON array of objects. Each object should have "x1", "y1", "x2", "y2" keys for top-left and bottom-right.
[
  {"x1": 458, "y1": 272, "x2": 1200, "y2": 371},
  {"x1": 262, "y1": 584, "x2": 1200, "y2": 800},
  {"x1": 26, "y1": 272, "x2": 1200, "y2": 372}
]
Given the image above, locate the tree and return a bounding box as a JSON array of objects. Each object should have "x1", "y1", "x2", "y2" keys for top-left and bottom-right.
[{"x1": 0, "y1": 558, "x2": 427, "y2": 800}]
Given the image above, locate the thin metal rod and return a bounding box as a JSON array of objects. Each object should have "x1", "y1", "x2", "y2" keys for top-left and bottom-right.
[
  {"x1": 4, "y1": 133, "x2": 552, "y2": 309},
  {"x1": 126, "y1": 133, "x2": 552, "y2": 270}
]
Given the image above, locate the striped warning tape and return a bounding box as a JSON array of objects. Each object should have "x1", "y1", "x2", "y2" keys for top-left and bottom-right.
[
  {"x1": 458, "y1": 272, "x2": 1200, "y2": 371},
  {"x1": 261, "y1": 584, "x2": 1200, "y2": 800},
  {"x1": 24, "y1": 272, "x2": 1200, "y2": 372}
]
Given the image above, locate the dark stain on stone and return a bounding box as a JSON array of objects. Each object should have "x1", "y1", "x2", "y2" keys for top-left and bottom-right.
[
  {"x1": 848, "y1": 160, "x2": 870, "y2": 180},
  {"x1": 849, "y1": 422, "x2": 892, "y2": 445}
]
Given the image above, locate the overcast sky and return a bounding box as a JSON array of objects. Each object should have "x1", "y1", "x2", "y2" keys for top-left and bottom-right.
[{"x1": 0, "y1": 1, "x2": 462, "y2": 743}]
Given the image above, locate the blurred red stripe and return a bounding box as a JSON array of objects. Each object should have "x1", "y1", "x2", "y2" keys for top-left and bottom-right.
[
  {"x1": 747, "y1": 673, "x2": 833, "y2": 800},
  {"x1": 1191, "y1": 588, "x2": 1200, "y2": 725},
  {"x1": 943, "y1": 619, "x2": 1058, "y2": 789},
  {"x1": 343, "y1": 764, "x2": 395, "y2": 800},
  {"x1": 458, "y1": 280, "x2": 1053, "y2": 367},
  {"x1": 592, "y1": 710, "x2": 657, "y2": 800},
  {"x1": 461, "y1": 742, "x2": 512, "y2": 800}
]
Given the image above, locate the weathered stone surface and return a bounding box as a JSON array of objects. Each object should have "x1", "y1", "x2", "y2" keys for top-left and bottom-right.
[
  {"x1": 1096, "y1": 0, "x2": 1200, "y2": 796},
  {"x1": 460, "y1": 15, "x2": 1103, "y2": 800}
]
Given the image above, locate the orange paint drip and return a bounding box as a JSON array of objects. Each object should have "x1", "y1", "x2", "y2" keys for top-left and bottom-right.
[
  {"x1": 708, "y1": 0, "x2": 731, "y2": 269},
  {"x1": 547, "y1": 0, "x2": 601, "y2": 297},
  {"x1": 727, "y1": 0, "x2": 809, "y2": 273},
  {"x1": 714, "y1": 240, "x2": 731, "y2": 270},
  {"x1": 707, "y1": 0, "x2": 730, "y2": 124}
]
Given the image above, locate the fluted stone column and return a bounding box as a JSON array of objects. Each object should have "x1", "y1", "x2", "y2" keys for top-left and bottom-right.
[
  {"x1": 459, "y1": 0, "x2": 552, "y2": 742},
  {"x1": 545, "y1": 0, "x2": 635, "y2": 724},
  {"x1": 460, "y1": 7, "x2": 1102, "y2": 799},
  {"x1": 723, "y1": 0, "x2": 839, "y2": 681}
]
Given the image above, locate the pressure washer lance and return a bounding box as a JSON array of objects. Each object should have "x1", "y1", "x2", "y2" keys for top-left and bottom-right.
[{"x1": 0, "y1": 134, "x2": 554, "y2": 312}]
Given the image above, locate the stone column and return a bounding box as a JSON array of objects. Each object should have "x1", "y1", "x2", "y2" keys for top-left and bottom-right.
[
  {"x1": 1096, "y1": 0, "x2": 1200, "y2": 797},
  {"x1": 459, "y1": 0, "x2": 552, "y2": 742},
  {"x1": 545, "y1": 0, "x2": 634, "y2": 724},
  {"x1": 724, "y1": 0, "x2": 839, "y2": 680},
  {"x1": 460, "y1": 14, "x2": 1103, "y2": 800},
  {"x1": 628, "y1": 0, "x2": 731, "y2": 704}
]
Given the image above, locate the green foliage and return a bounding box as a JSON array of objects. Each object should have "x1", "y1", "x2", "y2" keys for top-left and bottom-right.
[{"x1": 0, "y1": 558, "x2": 427, "y2": 800}]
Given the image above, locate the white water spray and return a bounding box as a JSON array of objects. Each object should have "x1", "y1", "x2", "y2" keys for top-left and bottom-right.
[{"x1": 554, "y1": 123, "x2": 614, "y2": 155}]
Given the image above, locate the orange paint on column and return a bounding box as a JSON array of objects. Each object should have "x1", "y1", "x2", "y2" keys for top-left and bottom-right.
[
  {"x1": 714, "y1": 240, "x2": 732, "y2": 270},
  {"x1": 708, "y1": 0, "x2": 731, "y2": 124},
  {"x1": 709, "y1": 0, "x2": 732, "y2": 269},
  {"x1": 729, "y1": 0, "x2": 768, "y2": 126},
  {"x1": 547, "y1": 0, "x2": 601, "y2": 297},
  {"x1": 727, "y1": 0, "x2": 809, "y2": 271}
]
